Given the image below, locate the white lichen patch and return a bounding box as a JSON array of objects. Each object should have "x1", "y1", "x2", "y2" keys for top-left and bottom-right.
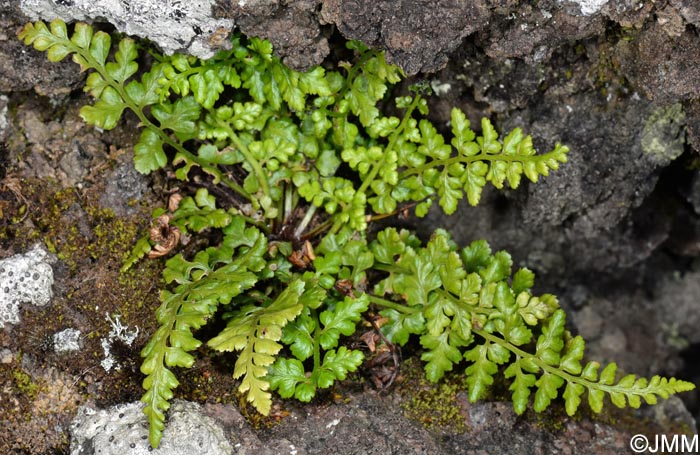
[
  {"x1": 53, "y1": 328, "x2": 82, "y2": 353},
  {"x1": 325, "y1": 418, "x2": 341, "y2": 429},
  {"x1": 0, "y1": 348, "x2": 14, "y2": 364},
  {"x1": 0, "y1": 244, "x2": 55, "y2": 329},
  {"x1": 0, "y1": 95, "x2": 9, "y2": 135},
  {"x1": 430, "y1": 80, "x2": 452, "y2": 96},
  {"x1": 100, "y1": 314, "x2": 139, "y2": 372},
  {"x1": 560, "y1": 0, "x2": 609, "y2": 16}
]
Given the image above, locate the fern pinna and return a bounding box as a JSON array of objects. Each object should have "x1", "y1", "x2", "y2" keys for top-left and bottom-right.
[{"x1": 20, "y1": 19, "x2": 694, "y2": 449}]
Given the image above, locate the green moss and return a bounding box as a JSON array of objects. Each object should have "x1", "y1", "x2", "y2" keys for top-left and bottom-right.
[
  {"x1": 236, "y1": 393, "x2": 280, "y2": 430},
  {"x1": 9, "y1": 184, "x2": 144, "y2": 274},
  {"x1": 399, "y1": 358, "x2": 467, "y2": 431},
  {"x1": 589, "y1": 36, "x2": 634, "y2": 101},
  {"x1": 530, "y1": 405, "x2": 570, "y2": 433},
  {"x1": 1, "y1": 176, "x2": 163, "y2": 411},
  {"x1": 13, "y1": 368, "x2": 41, "y2": 400}
]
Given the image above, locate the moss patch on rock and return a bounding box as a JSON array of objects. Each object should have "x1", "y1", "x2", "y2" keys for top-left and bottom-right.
[{"x1": 398, "y1": 357, "x2": 467, "y2": 432}]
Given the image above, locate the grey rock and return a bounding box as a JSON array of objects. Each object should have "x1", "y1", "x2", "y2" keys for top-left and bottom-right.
[
  {"x1": 418, "y1": 30, "x2": 694, "y2": 278},
  {"x1": 109, "y1": 388, "x2": 695, "y2": 455},
  {"x1": 53, "y1": 327, "x2": 82, "y2": 353},
  {"x1": 665, "y1": 211, "x2": 700, "y2": 259},
  {"x1": 320, "y1": 0, "x2": 490, "y2": 75},
  {"x1": 197, "y1": 403, "x2": 273, "y2": 455},
  {"x1": 70, "y1": 400, "x2": 233, "y2": 455},
  {"x1": 599, "y1": 0, "x2": 656, "y2": 27},
  {"x1": 670, "y1": 0, "x2": 700, "y2": 25},
  {"x1": 0, "y1": 347, "x2": 13, "y2": 364},
  {"x1": 685, "y1": 100, "x2": 700, "y2": 161},
  {"x1": 197, "y1": 394, "x2": 443, "y2": 455},
  {"x1": 99, "y1": 159, "x2": 149, "y2": 217},
  {"x1": 262, "y1": 391, "x2": 442, "y2": 454},
  {"x1": 688, "y1": 174, "x2": 700, "y2": 215},
  {"x1": 656, "y1": 3, "x2": 687, "y2": 38},
  {"x1": 0, "y1": 244, "x2": 55, "y2": 329},
  {"x1": 483, "y1": 6, "x2": 604, "y2": 64},
  {"x1": 655, "y1": 269, "x2": 700, "y2": 346},
  {"x1": 640, "y1": 103, "x2": 686, "y2": 166},
  {"x1": 457, "y1": 394, "x2": 695, "y2": 455},
  {"x1": 232, "y1": 0, "x2": 329, "y2": 71},
  {"x1": 14, "y1": 103, "x2": 107, "y2": 186},
  {"x1": 517, "y1": 93, "x2": 665, "y2": 235},
  {"x1": 213, "y1": 0, "x2": 328, "y2": 71},
  {"x1": 618, "y1": 22, "x2": 700, "y2": 103},
  {"x1": 19, "y1": 0, "x2": 234, "y2": 59}
]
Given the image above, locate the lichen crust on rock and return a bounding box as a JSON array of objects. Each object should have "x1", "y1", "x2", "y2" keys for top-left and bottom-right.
[
  {"x1": 69, "y1": 400, "x2": 233, "y2": 455},
  {"x1": 641, "y1": 102, "x2": 686, "y2": 165},
  {"x1": 0, "y1": 244, "x2": 55, "y2": 328},
  {"x1": 560, "y1": 0, "x2": 609, "y2": 16}
]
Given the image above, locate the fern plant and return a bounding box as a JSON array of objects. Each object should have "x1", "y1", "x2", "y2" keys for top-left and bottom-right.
[{"x1": 20, "y1": 19, "x2": 695, "y2": 448}]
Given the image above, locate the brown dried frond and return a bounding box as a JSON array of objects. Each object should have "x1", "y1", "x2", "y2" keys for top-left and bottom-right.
[
  {"x1": 333, "y1": 279, "x2": 355, "y2": 298},
  {"x1": 361, "y1": 315, "x2": 401, "y2": 390},
  {"x1": 288, "y1": 240, "x2": 316, "y2": 270},
  {"x1": 1, "y1": 175, "x2": 30, "y2": 222},
  {"x1": 148, "y1": 214, "x2": 181, "y2": 258},
  {"x1": 167, "y1": 193, "x2": 182, "y2": 213}
]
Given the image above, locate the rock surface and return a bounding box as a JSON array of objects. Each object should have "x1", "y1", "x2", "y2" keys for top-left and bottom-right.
[
  {"x1": 0, "y1": 244, "x2": 54, "y2": 328},
  {"x1": 53, "y1": 327, "x2": 82, "y2": 353},
  {"x1": 70, "y1": 400, "x2": 233, "y2": 455},
  {"x1": 319, "y1": 0, "x2": 489, "y2": 75},
  {"x1": 68, "y1": 390, "x2": 697, "y2": 455}
]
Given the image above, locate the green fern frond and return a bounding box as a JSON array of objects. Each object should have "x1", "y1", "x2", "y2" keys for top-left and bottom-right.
[
  {"x1": 207, "y1": 279, "x2": 305, "y2": 414},
  {"x1": 120, "y1": 234, "x2": 154, "y2": 272},
  {"x1": 268, "y1": 346, "x2": 364, "y2": 402},
  {"x1": 394, "y1": 109, "x2": 569, "y2": 214},
  {"x1": 140, "y1": 220, "x2": 266, "y2": 447},
  {"x1": 20, "y1": 20, "x2": 130, "y2": 129},
  {"x1": 268, "y1": 294, "x2": 369, "y2": 401},
  {"x1": 371, "y1": 229, "x2": 695, "y2": 415},
  {"x1": 169, "y1": 188, "x2": 232, "y2": 234},
  {"x1": 156, "y1": 52, "x2": 241, "y2": 109},
  {"x1": 19, "y1": 19, "x2": 251, "y2": 200}
]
